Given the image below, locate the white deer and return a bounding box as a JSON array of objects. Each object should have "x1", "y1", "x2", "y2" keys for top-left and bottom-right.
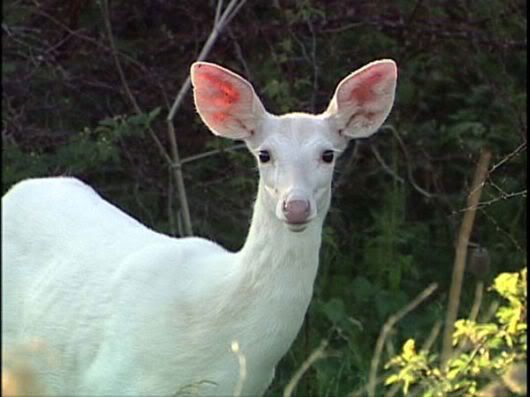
[{"x1": 2, "y1": 59, "x2": 397, "y2": 396}]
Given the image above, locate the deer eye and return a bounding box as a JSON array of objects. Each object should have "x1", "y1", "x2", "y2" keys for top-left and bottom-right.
[
  {"x1": 258, "y1": 150, "x2": 271, "y2": 163},
  {"x1": 321, "y1": 150, "x2": 334, "y2": 163}
]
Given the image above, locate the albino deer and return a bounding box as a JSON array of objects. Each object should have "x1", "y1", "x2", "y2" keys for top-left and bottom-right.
[{"x1": 2, "y1": 59, "x2": 397, "y2": 396}]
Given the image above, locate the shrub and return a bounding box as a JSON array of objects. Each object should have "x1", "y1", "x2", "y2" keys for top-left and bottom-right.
[{"x1": 384, "y1": 268, "x2": 527, "y2": 396}]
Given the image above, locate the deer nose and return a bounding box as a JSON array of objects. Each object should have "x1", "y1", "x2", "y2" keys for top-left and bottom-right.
[{"x1": 283, "y1": 199, "x2": 310, "y2": 224}]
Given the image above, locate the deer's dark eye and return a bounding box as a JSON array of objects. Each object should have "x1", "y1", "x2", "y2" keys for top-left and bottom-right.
[
  {"x1": 321, "y1": 150, "x2": 335, "y2": 163},
  {"x1": 258, "y1": 150, "x2": 271, "y2": 163}
]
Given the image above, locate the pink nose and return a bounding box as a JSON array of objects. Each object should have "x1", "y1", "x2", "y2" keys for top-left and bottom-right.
[{"x1": 283, "y1": 199, "x2": 310, "y2": 224}]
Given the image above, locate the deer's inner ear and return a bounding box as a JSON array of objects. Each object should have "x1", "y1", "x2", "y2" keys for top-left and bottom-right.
[
  {"x1": 191, "y1": 62, "x2": 266, "y2": 140},
  {"x1": 325, "y1": 60, "x2": 397, "y2": 139}
]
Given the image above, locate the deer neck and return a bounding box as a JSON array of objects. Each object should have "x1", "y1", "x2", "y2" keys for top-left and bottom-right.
[{"x1": 237, "y1": 181, "x2": 325, "y2": 296}]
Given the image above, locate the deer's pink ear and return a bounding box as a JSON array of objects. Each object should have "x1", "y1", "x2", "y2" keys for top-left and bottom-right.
[
  {"x1": 326, "y1": 60, "x2": 397, "y2": 139},
  {"x1": 191, "y1": 62, "x2": 265, "y2": 140}
]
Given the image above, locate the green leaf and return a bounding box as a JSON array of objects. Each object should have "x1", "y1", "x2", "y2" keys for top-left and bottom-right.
[{"x1": 321, "y1": 298, "x2": 346, "y2": 325}]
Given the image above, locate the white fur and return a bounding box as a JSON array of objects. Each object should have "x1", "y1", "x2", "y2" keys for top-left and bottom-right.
[{"x1": 2, "y1": 60, "x2": 397, "y2": 396}]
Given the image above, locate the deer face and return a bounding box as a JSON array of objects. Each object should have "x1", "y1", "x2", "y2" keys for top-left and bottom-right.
[
  {"x1": 191, "y1": 60, "x2": 397, "y2": 232},
  {"x1": 243, "y1": 114, "x2": 343, "y2": 232}
]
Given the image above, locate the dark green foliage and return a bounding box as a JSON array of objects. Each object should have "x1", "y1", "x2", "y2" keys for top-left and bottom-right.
[{"x1": 2, "y1": 0, "x2": 526, "y2": 395}]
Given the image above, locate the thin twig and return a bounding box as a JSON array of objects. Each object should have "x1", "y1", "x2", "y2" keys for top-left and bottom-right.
[
  {"x1": 457, "y1": 189, "x2": 527, "y2": 211},
  {"x1": 306, "y1": 16, "x2": 319, "y2": 112},
  {"x1": 420, "y1": 320, "x2": 443, "y2": 353},
  {"x1": 222, "y1": 0, "x2": 249, "y2": 27},
  {"x1": 333, "y1": 140, "x2": 362, "y2": 192},
  {"x1": 480, "y1": 301, "x2": 500, "y2": 324},
  {"x1": 469, "y1": 281, "x2": 484, "y2": 323},
  {"x1": 214, "y1": 0, "x2": 224, "y2": 25},
  {"x1": 99, "y1": 0, "x2": 172, "y2": 165},
  {"x1": 370, "y1": 144, "x2": 405, "y2": 184},
  {"x1": 479, "y1": 209, "x2": 524, "y2": 253},
  {"x1": 381, "y1": 125, "x2": 435, "y2": 199},
  {"x1": 181, "y1": 143, "x2": 246, "y2": 165},
  {"x1": 367, "y1": 283, "x2": 438, "y2": 397},
  {"x1": 405, "y1": 0, "x2": 424, "y2": 25},
  {"x1": 228, "y1": 27, "x2": 251, "y2": 78},
  {"x1": 100, "y1": 0, "x2": 139, "y2": 112},
  {"x1": 383, "y1": 383, "x2": 402, "y2": 397},
  {"x1": 441, "y1": 148, "x2": 492, "y2": 367},
  {"x1": 283, "y1": 340, "x2": 328, "y2": 397},
  {"x1": 488, "y1": 141, "x2": 526, "y2": 174}
]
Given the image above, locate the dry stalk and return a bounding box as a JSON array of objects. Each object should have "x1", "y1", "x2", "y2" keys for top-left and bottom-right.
[
  {"x1": 469, "y1": 281, "x2": 485, "y2": 323},
  {"x1": 231, "y1": 341, "x2": 247, "y2": 397},
  {"x1": 441, "y1": 148, "x2": 492, "y2": 366},
  {"x1": 165, "y1": 0, "x2": 248, "y2": 236},
  {"x1": 367, "y1": 282, "x2": 438, "y2": 397},
  {"x1": 283, "y1": 339, "x2": 328, "y2": 397}
]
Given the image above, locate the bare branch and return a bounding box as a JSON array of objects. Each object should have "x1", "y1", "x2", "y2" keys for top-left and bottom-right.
[
  {"x1": 370, "y1": 144, "x2": 405, "y2": 184},
  {"x1": 457, "y1": 189, "x2": 527, "y2": 212},
  {"x1": 181, "y1": 143, "x2": 247, "y2": 165},
  {"x1": 228, "y1": 27, "x2": 252, "y2": 79},
  {"x1": 214, "y1": 0, "x2": 224, "y2": 25},
  {"x1": 166, "y1": 0, "x2": 247, "y2": 121},
  {"x1": 479, "y1": 209, "x2": 525, "y2": 253},
  {"x1": 165, "y1": 0, "x2": 248, "y2": 236},
  {"x1": 379, "y1": 125, "x2": 437, "y2": 198},
  {"x1": 488, "y1": 141, "x2": 526, "y2": 175}
]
